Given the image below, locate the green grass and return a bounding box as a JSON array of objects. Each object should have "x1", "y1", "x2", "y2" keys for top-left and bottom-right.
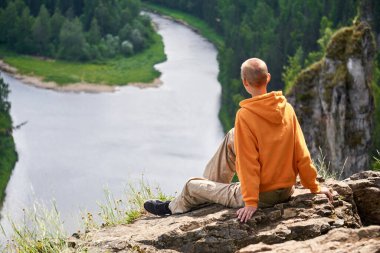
[
  {"x1": 373, "y1": 150, "x2": 380, "y2": 171},
  {"x1": 0, "y1": 32, "x2": 166, "y2": 86},
  {"x1": 89, "y1": 178, "x2": 173, "y2": 229},
  {"x1": 313, "y1": 147, "x2": 345, "y2": 180},
  {"x1": 143, "y1": 2, "x2": 224, "y2": 50},
  {"x1": 1, "y1": 200, "x2": 69, "y2": 253},
  {"x1": 1, "y1": 178, "x2": 173, "y2": 252}
]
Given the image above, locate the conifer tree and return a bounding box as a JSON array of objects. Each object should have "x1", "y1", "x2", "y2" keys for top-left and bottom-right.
[
  {"x1": 50, "y1": 8, "x2": 65, "y2": 45},
  {"x1": 15, "y1": 7, "x2": 35, "y2": 53},
  {"x1": 32, "y1": 4, "x2": 51, "y2": 55},
  {"x1": 87, "y1": 17, "x2": 101, "y2": 44},
  {"x1": 58, "y1": 17, "x2": 86, "y2": 61}
]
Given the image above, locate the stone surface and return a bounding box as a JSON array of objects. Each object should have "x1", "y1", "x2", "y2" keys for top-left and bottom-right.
[
  {"x1": 69, "y1": 180, "x2": 361, "y2": 253},
  {"x1": 344, "y1": 170, "x2": 380, "y2": 225},
  {"x1": 237, "y1": 225, "x2": 380, "y2": 253},
  {"x1": 287, "y1": 22, "x2": 376, "y2": 178}
]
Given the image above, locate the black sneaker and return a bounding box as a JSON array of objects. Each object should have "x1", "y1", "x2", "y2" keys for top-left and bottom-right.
[{"x1": 144, "y1": 200, "x2": 172, "y2": 216}]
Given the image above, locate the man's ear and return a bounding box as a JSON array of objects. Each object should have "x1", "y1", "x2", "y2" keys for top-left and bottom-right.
[
  {"x1": 266, "y1": 73, "x2": 271, "y2": 84},
  {"x1": 242, "y1": 78, "x2": 250, "y2": 87}
]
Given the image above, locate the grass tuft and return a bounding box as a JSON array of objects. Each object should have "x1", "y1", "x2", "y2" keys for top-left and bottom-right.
[
  {"x1": 94, "y1": 177, "x2": 173, "y2": 228},
  {"x1": 373, "y1": 150, "x2": 380, "y2": 171},
  {"x1": 1, "y1": 200, "x2": 69, "y2": 253},
  {"x1": 313, "y1": 147, "x2": 346, "y2": 180}
]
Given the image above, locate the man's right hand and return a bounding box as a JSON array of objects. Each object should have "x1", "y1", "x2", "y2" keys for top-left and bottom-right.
[
  {"x1": 317, "y1": 186, "x2": 334, "y2": 202},
  {"x1": 236, "y1": 206, "x2": 257, "y2": 223}
]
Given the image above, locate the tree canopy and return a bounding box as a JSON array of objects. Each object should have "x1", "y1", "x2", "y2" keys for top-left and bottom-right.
[{"x1": 0, "y1": 0, "x2": 155, "y2": 61}]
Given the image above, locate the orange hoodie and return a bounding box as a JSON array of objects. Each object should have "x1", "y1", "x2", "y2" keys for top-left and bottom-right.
[{"x1": 234, "y1": 91, "x2": 320, "y2": 207}]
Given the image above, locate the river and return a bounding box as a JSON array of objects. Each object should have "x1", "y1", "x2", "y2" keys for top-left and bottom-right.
[{"x1": 0, "y1": 13, "x2": 224, "y2": 233}]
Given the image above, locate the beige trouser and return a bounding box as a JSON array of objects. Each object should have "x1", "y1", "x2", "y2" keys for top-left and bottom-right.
[{"x1": 169, "y1": 128, "x2": 294, "y2": 214}]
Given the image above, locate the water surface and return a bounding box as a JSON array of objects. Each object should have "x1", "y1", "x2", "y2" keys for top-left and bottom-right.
[{"x1": 0, "y1": 14, "x2": 223, "y2": 232}]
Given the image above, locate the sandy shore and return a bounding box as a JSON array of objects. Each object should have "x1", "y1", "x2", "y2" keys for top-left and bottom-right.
[{"x1": 0, "y1": 60, "x2": 162, "y2": 93}]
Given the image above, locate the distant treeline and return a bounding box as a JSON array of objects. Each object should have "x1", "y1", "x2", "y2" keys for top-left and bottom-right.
[
  {"x1": 0, "y1": 77, "x2": 17, "y2": 204},
  {"x1": 0, "y1": 0, "x2": 154, "y2": 61},
  {"x1": 143, "y1": 0, "x2": 358, "y2": 130}
]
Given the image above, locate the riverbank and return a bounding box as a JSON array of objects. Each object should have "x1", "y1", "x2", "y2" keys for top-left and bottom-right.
[
  {"x1": 0, "y1": 31, "x2": 166, "y2": 93},
  {"x1": 143, "y1": 3, "x2": 224, "y2": 50},
  {"x1": 0, "y1": 60, "x2": 163, "y2": 93},
  {"x1": 142, "y1": 3, "x2": 235, "y2": 132}
]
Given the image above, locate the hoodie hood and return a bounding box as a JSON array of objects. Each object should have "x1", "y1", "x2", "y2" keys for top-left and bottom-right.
[{"x1": 239, "y1": 91, "x2": 287, "y2": 124}]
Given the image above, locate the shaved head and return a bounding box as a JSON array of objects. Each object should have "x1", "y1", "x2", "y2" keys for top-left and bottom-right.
[{"x1": 241, "y1": 58, "x2": 269, "y2": 86}]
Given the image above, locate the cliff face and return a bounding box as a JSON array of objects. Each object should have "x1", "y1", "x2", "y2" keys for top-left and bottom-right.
[
  {"x1": 67, "y1": 171, "x2": 380, "y2": 253},
  {"x1": 287, "y1": 22, "x2": 376, "y2": 178}
]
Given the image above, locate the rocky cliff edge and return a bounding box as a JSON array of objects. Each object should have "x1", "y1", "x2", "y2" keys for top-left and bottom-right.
[{"x1": 67, "y1": 171, "x2": 380, "y2": 253}]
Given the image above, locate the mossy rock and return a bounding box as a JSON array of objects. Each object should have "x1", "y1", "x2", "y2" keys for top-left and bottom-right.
[
  {"x1": 288, "y1": 61, "x2": 323, "y2": 102},
  {"x1": 326, "y1": 22, "x2": 376, "y2": 61},
  {"x1": 322, "y1": 64, "x2": 348, "y2": 107},
  {"x1": 326, "y1": 27, "x2": 354, "y2": 61},
  {"x1": 293, "y1": 61, "x2": 323, "y2": 90}
]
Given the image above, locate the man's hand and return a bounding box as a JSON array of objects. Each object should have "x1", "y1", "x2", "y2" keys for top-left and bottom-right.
[
  {"x1": 236, "y1": 206, "x2": 257, "y2": 223},
  {"x1": 317, "y1": 186, "x2": 334, "y2": 202}
]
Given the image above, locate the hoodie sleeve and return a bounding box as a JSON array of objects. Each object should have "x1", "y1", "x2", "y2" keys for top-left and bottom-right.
[
  {"x1": 234, "y1": 110, "x2": 261, "y2": 207},
  {"x1": 293, "y1": 114, "x2": 321, "y2": 193}
]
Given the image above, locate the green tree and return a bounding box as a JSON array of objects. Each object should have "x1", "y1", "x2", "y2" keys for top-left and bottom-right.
[
  {"x1": 318, "y1": 16, "x2": 334, "y2": 52},
  {"x1": 121, "y1": 40, "x2": 134, "y2": 56},
  {"x1": 1, "y1": 2, "x2": 18, "y2": 47},
  {"x1": 32, "y1": 5, "x2": 51, "y2": 55},
  {"x1": 82, "y1": 0, "x2": 98, "y2": 30},
  {"x1": 0, "y1": 76, "x2": 17, "y2": 205},
  {"x1": 130, "y1": 28, "x2": 144, "y2": 50},
  {"x1": 282, "y1": 47, "x2": 304, "y2": 94},
  {"x1": 118, "y1": 24, "x2": 132, "y2": 41},
  {"x1": 122, "y1": 0, "x2": 141, "y2": 19},
  {"x1": 86, "y1": 17, "x2": 101, "y2": 44},
  {"x1": 98, "y1": 34, "x2": 120, "y2": 58},
  {"x1": 58, "y1": 18, "x2": 87, "y2": 61},
  {"x1": 0, "y1": 77, "x2": 10, "y2": 113},
  {"x1": 304, "y1": 17, "x2": 335, "y2": 67},
  {"x1": 14, "y1": 7, "x2": 35, "y2": 53},
  {"x1": 50, "y1": 8, "x2": 65, "y2": 46},
  {"x1": 13, "y1": 0, "x2": 27, "y2": 15},
  {"x1": 94, "y1": 1, "x2": 120, "y2": 36}
]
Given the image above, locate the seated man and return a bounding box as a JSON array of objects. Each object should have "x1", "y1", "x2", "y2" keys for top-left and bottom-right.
[{"x1": 144, "y1": 58, "x2": 332, "y2": 223}]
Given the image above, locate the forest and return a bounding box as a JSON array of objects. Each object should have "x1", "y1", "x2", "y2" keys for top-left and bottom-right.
[
  {"x1": 0, "y1": 0, "x2": 155, "y2": 61},
  {"x1": 143, "y1": 0, "x2": 380, "y2": 156}
]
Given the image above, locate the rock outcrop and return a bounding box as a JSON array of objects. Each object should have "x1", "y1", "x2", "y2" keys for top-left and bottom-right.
[
  {"x1": 237, "y1": 226, "x2": 380, "y2": 253},
  {"x1": 287, "y1": 22, "x2": 376, "y2": 178},
  {"x1": 69, "y1": 177, "x2": 366, "y2": 253},
  {"x1": 344, "y1": 170, "x2": 380, "y2": 225}
]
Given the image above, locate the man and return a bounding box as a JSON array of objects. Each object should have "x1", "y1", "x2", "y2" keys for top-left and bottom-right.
[{"x1": 144, "y1": 58, "x2": 332, "y2": 223}]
